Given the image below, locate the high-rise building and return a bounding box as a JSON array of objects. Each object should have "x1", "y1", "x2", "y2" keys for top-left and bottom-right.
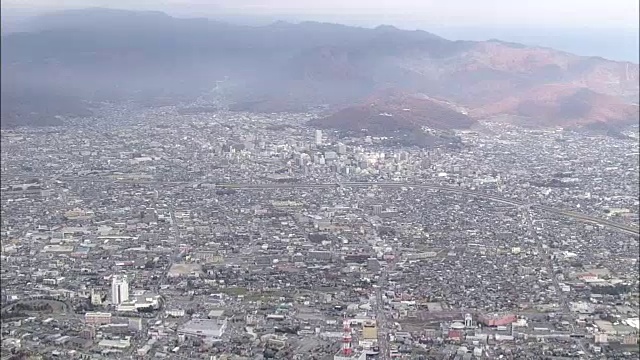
[
  {"x1": 315, "y1": 130, "x2": 323, "y2": 146},
  {"x1": 111, "y1": 275, "x2": 129, "y2": 305},
  {"x1": 90, "y1": 289, "x2": 103, "y2": 306}
]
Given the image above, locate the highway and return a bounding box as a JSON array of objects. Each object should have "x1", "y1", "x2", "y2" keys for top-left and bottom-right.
[{"x1": 47, "y1": 177, "x2": 639, "y2": 237}]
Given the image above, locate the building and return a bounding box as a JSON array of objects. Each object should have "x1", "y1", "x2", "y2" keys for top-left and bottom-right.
[
  {"x1": 448, "y1": 329, "x2": 462, "y2": 341},
  {"x1": 193, "y1": 251, "x2": 223, "y2": 264},
  {"x1": 111, "y1": 275, "x2": 129, "y2": 305},
  {"x1": 362, "y1": 321, "x2": 377, "y2": 340},
  {"x1": 116, "y1": 294, "x2": 161, "y2": 312},
  {"x1": 129, "y1": 318, "x2": 143, "y2": 331},
  {"x1": 90, "y1": 289, "x2": 102, "y2": 306},
  {"x1": 178, "y1": 318, "x2": 227, "y2": 339},
  {"x1": 465, "y1": 313, "x2": 474, "y2": 328},
  {"x1": 308, "y1": 250, "x2": 333, "y2": 262},
  {"x1": 315, "y1": 130, "x2": 323, "y2": 146},
  {"x1": 622, "y1": 334, "x2": 638, "y2": 345},
  {"x1": 478, "y1": 313, "x2": 517, "y2": 327},
  {"x1": 167, "y1": 263, "x2": 203, "y2": 278},
  {"x1": 98, "y1": 338, "x2": 131, "y2": 349},
  {"x1": 334, "y1": 352, "x2": 367, "y2": 360},
  {"x1": 367, "y1": 258, "x2": 381, "y2": 272},
  {"x1": 325, "y1": 151, "x2": 338, "y2": 160},
  {"x1": 137, "y1": 339, "x2": 157, "y2": 357},
  {"x1": 208, "y1": 309, "x2": 225, "y2": 319},
  {"x1": 594, "y1": 333, "x2": 608, "y2": 344},
  {"x1": 84, "y1": 312, "x2": 112, "y2": 325},
  {"x1": 81, "y1": 325, "x2": 96, "y2": 340},
  {"x1": 372, "y1": 205, "x2": 383, "y2": 215},
  {"x1": 166, "y1": 309, "x2": 186, "y2": 317}
]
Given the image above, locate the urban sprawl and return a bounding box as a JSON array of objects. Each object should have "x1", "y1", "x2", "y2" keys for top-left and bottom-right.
[{"x1": 1, "y1": 104, "x2": 639, "y2": 360}]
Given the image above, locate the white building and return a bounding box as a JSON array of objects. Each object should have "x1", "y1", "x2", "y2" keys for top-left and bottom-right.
[
  {"x1": 98, "y1": 338, "x2": 131, "y2": 349},
  {"x1": 178, "y1": 318, "x2": 227, "y2": 339},
  {"x1": 91, "y1": 289, "x2": 103, "y2": 306},
  {"x1": 334, "y1": 351, "x2": 367, "y2": 360},
  {"x1": 111, "y1": 275, "x2": 129, "y2": 305},
  {"x1": 166, "y1": 309, "x2": 186, "y2": 317},
  {"x1": 315, "y1": 130, "x2": 323, "y2": 146},
  {"x1": 116, "y1": 295, "x2": 161, "y2": 312}
]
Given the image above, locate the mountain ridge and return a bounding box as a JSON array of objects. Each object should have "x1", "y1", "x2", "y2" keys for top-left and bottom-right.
[{"x1": 1, "y1": 8, "x2": 638, "y2": 129}]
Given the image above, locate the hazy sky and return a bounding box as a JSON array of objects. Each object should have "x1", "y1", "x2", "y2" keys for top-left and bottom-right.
[{"x1": 3, "y1": 0, "x2": 639, "y2": 29}]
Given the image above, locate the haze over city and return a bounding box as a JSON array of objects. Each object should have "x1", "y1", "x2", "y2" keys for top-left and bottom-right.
[{"x1": 1, "y1": 0, "x2": 639, "y2": 359}]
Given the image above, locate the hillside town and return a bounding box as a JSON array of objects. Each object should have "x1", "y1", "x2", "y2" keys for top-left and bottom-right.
[{"x1": 1, "y1": 105, "x2": 638, "y2": 360}]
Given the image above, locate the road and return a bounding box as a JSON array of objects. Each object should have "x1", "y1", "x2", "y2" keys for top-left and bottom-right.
[
  {"x1": 46, "y1": 177, "x2": 639, "y2": 237},
  {"x1": 374, "y1": 268, "x2": 391, "y2": 360},
  {"x1": 523, "y1": 207, "x2": 589, "y2": 357},
  {"x1": 155, "y1": 198, "x2": 181, "y2": 294}
]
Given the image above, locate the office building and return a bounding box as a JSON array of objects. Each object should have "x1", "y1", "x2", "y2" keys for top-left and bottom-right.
[
  {"x1": 337, "y1": 143, "x2": 347, "y2": 154},
  {"x1": 111, "y1": 275, "x2": 129, "y2": 305},
  {"x1": 85, "y1": 312, "x2": 112, "y2": 325},
  {"x1": 91, "y1": 289, "x2": 103, "y2": 306}
]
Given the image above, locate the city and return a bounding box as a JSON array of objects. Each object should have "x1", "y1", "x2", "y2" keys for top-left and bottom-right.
[{"x1": 1, "y1": 104, "x2": 638, "y2": 359}]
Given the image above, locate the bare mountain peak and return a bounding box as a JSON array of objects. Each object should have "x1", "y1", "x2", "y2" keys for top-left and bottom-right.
[
  {"x1": 485, "y1": 38, "x2": 528, "y2": 49},
  {"x1": 268, "y1": 20, "x2": 293, "y2": 27},
  {"x1": 374, "y1": 24, "x2": 400, "y2": 31}
]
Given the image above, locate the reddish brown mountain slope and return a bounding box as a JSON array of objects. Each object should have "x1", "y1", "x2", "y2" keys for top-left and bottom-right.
[
  {"x1": 310, "y1": 89, "x2": 475, "y2": 133},
  {"x1": 472, "y1": 84, "x2": 639, "y2": 127},
  {"x1": 313, "y1": 40, "x2": 639, "y2": 130}
]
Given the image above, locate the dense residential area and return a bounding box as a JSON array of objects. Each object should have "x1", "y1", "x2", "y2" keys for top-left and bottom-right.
[{"x1": 1, "y1": 104, "x2": 638, "y2": 359}]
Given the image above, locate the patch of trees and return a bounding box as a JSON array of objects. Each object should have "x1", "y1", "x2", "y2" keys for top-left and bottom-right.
[
  {"x1": 12, "y1": 302, "x2": 53, "y2": 312},
  {"x1": 530, "y1": 178, "x2": 577, "y2": 188},
  {"x1": 590, "y1": 283, "x2": 631, "y2": 296},
  {"x1": 6, "y1": 349, "x2": 32, "y2": 360},
  {"x1": 137, "y1": 306, "x2": 155, "y2": 313},
  {"x1": 378, "y1": 226, "x2": 396, "y2": 237},
  {"x1": 1, "y1": 311, "x2": 29, "y2": 320}
]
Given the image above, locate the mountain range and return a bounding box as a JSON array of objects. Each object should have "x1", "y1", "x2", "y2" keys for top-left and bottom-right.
[{"x1": 1, "y1": 8, "x2": 638, "y2": 131}]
